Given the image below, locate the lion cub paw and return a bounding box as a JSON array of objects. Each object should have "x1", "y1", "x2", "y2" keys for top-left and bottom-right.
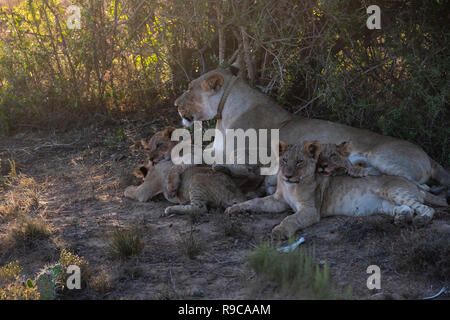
[
  {"x1": 124, "y1": 186, "x2": 138, "y2": 199},
  {"x1": 348, "y1": 166, "x2": 369, "y2": 177},
  {"x1": 224, "y1": 204, "x2": 244, "y2": 215},
  {"x1": 393, "y1": 205, "x2": 414, "y2": 226}
]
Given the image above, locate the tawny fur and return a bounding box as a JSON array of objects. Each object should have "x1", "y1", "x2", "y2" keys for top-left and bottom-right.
[
  {"x1": 125, "y1": 160, "x2": 245, "y2": 216},
  {"x1": 175, "y1": 68, "x2": 450, "y2": 188},
  {"x1": 225, "y1": 142, "x2": 445, "y2": 239}
]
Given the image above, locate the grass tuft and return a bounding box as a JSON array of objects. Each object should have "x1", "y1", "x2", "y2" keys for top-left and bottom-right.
[
  {"x1": 177, "y1": 227, "x2": 205, "y2": 260},
  {"x1": 109, "y1": 228, "x2": 144, "y2": 260},
  {"x1": 11, "y1": 218, "x2": 52, "y2": 247},
  {"x1": 247, "y1": 242, "x2": 337, "y2": 299}
]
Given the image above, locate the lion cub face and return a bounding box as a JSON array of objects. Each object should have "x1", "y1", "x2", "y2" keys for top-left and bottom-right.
[
  {"x1": 317, "y1": 142, "x2": 368, "y2": 178},
  {"x1": 134, "y1": 127, "x2": 177, "y2": 180},
  {"x1": 174, "y1": 71, "x2": 227, "y2": 125},
  {"x1": 317, "y1": 142, "x2": 352, "y2": 176},
  {"x1": 279, "y1": 141, "x2": 322, "y2": 183},
  {"x1": 141, "y1": 127, "x2": 177, "y2": 165}
]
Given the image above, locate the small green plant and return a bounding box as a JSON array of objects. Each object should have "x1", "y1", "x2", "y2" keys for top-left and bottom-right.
[
  {"x1": 109, "y1": 228, "x2": 144, "y2": 260},
  {"x1": 0, "y1": 261, "x2": 40, "y2": 300},
  {"x1": 178, "y1": 227, "x2": 205, "y2": 260},
  {"x1": 0, "y1": 261, "x2": 22, "y2": 285},
  {"x1": 104, "y1": 128, "x2": 125, "y2": 151},
  {"x1": 247, "y1": 242, "x2": 336, "y2": 299},
  {"x1": 0, "y1": 282, "x2": 40, "y2": 300}
]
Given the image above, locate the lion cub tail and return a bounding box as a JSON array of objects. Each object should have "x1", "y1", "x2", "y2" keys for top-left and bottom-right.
[
  {"x1": 430, "y1": 159, "x2": 450, "y2": 187},
  {"x1": 423, "y1": 190, "x2": 448, "y2": 207}
]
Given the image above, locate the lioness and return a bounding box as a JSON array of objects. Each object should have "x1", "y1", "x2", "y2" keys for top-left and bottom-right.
[
  {"x1": 174, "y1": 67, "x2": 450, "y2": 189},
  {"x1": 225, "y1": 141, "x2": 447, "y2": 239}
]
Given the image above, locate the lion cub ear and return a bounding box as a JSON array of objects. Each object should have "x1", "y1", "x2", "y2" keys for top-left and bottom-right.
[
  {"x1": 201, "y1": 73, "x2": 224, "y2": 92},
  {"x1": 162, "y1": 126, "x2": 176, "y2": 139},
  {"x1": 278, "y1": 141, "x2": 289, "y2": 156},
  {"x1": 141, "y1": 139, "x2": 149, "y2": 149},
  {"x1": 336, "y1": 141, "x2": 352, "y2": 157},
  {"x1": 303, "y1": 141, "x2": 322, "y2": 160}
]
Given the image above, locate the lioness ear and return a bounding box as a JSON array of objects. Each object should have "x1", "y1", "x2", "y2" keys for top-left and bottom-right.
[
  {"x1": 336, "y1": 141, "x2": 351, "y2": 157},
  {"x1": 278, "y1": 141, "x2": 289, "y2": 156},
  {"x1": 201, "y1": 73, "x2": 224, "y2": 92},
  {"x1": 303, "y1": 141, "x2": 322, "y2": 160},
  {"x1": 162, "y1": 126, "x2": 176, "y2": 139}
]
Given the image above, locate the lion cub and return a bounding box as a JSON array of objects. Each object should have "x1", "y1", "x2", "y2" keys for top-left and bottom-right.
[
  {"x1": 226, "y1": 141, "x2": 446, "y2": 239},
  {"x1": 125, "y1": 161, "x2": 245, "y2": 216},
  {"x1": 125, "y1": 128, "x2": 245, "y2": 216},
  {"x1": 317, "y1": 142, "x2": 368, "y2": 177}
]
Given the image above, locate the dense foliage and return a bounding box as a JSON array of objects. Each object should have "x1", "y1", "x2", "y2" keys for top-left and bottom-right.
[{"x1": 0, "y1": 0, "x2": 448, "y2": 163}]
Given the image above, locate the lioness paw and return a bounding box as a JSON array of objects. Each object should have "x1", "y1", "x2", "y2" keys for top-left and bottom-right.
[{"x1": 271, "y1": 224, "x2": 290, "y2": 240}]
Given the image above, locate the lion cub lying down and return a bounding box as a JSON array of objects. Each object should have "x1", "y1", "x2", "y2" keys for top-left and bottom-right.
[
  {"x1": 125, "y1": 128, "x2": 245, "y2": 216},
  {"x1": 226, "y1": 141, "x2": 447, "y2": 239}
]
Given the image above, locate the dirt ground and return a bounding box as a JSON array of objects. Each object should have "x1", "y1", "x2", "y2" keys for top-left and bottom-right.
[{"x1": 0, "y1": 110, "x2": 449, "y2": 300}]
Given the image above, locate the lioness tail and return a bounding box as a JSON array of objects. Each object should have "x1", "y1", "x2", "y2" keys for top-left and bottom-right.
[{"x1": 424, "y1": 191, "x2": 448, "y2": 207}]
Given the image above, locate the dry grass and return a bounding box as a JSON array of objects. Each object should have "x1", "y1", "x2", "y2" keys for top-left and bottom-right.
[
  {"x1": 10, "y1": 218, "x2": 52, "y2": 247},
  {"x1": 177, "y1": 227, "x2": 205, "y2": 260},
  {"x1": 0, "y1": 162, "x2": 42, "y2": 221},
  {"x1": 392, "y1": 229, "x2": 450, "y2": 281}
]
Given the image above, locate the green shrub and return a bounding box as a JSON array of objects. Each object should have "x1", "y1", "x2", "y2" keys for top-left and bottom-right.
[{"x1": 247, "y1": 242, "x2": 337, "y2": 299}]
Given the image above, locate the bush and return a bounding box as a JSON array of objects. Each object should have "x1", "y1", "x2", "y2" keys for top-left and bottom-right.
[{"x1": 0, "y1": 0, "x2": 447, "y2": 163}]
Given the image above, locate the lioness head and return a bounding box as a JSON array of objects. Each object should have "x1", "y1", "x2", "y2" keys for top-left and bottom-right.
[
  {"x1": 317, "y1": 142, "x2": 352, "y2": 176},
  {"x1": 174, "y1": 68, "x2": 234, "y2": 126},
  {"x1": 141, "y1": 127, "x2": 177, "y2": 165},
  {"x1": 279, "y1": 141, "x2": 322, "y2": 183}
]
